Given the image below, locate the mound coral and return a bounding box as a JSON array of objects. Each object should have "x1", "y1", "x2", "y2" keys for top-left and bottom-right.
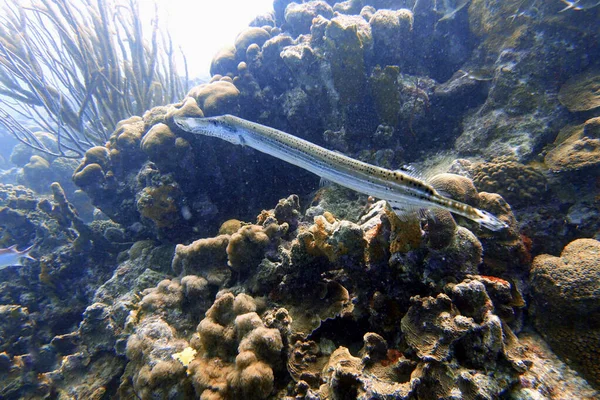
[
  {"x1": 284, "y1": 1, "x2": 334, "y2": 35},
  {"x1": 188, "y1": 292, "x2": 284, "y2": 400},
  {"x1": 188, "y1": 80, "x2": 241, "y2": 117},
  {"x1": 530, "y1": 238, "x2": 600, "y2": 387},
  {"x1": 140, "y1": 123, "x2": 194, "y2": 170},
  {"x1": 234, "y1": 27, "x2": 271, "y2": 60},
  {"x1": 470, "y1": 156, "x2": 548, "y2": 208}
]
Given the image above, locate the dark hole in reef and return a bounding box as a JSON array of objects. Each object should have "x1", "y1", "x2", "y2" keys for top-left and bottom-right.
[
  {"x1": 332, "y1": 373, "x2": 361, "y2": 400},
  {"x1": 307, "y1": 315, "x2": 370, "y2": 356}
]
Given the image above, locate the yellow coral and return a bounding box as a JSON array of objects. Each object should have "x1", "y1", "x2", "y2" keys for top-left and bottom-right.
[
  {"x1": 172, "y1": 347, "x2": 197, "y2": 368},
  {"x1": 137, "y1": 185, "x2": 180, "y2": 228}
]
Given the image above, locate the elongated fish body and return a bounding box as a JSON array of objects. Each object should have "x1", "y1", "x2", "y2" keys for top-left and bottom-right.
[
  {"x1": 0, "y1": 244, "x2": 35, "y2": 270},
  {"x1": 175, "y1": 115, "x2": 508, "y2": 231}
]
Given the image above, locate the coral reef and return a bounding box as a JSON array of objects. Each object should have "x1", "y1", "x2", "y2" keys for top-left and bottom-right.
[{"x1": 2, "y1": 0, "x2": 600, "y2": 397}]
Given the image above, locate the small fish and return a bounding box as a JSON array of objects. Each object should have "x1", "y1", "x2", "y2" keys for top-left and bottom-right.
[
  {"x1": 457, "y1": 69, "x2": 494, "y2": 81},
  {"x1": 560, "y1": 0, "x2": 600, "y2": 12},
  {"x1": 175, "y1": 115, "x2": 508, "y2": 231},
  {"x1": 437, "y1": 0, "x2": 472, "y2": 23},
  {"x1": 0, "y1": 244, "x2": 35, "y2": 270}
]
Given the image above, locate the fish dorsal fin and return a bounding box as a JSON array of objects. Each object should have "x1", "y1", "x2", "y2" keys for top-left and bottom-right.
[
  {"x1": 387, "y1": 200, "x2": 427, "y2": 222},
  {"x1": 8, "y1": 244, "x2": 18, "y2": 251},
  {"x1": 395, "y1": 164, "x2": 438, "y2": 182}
]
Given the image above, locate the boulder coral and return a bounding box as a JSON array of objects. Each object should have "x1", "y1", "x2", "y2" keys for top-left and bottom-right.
[
  {"x1": 210, "y1": 45, "x2": 237, "y2": 76},
  {"x1": 140, "y1": 123, "x2": 194, "y2": 170},
  {"x1": 530, "y1": 238, "x2": 600, "y2": 387},
  {"x1": 284, "y1": 1, "x2": 334, "y2": 36},
  {"x1": 470, "y1": 156, "x2": 548, "y2": 208},
  {"x1": 189, "y1": 292, "x2": 284, "y2": 400},
  {"x1": 234, "y1": 27, "x2": 271, "y2": 60},
  {"x1": 188, "y1": 80, "x2": 241, "y2": 117}
]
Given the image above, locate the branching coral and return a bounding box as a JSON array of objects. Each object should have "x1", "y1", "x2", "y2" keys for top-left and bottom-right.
[{"x1": 0, "y1": 0, "x2": 187, "y2": 157}]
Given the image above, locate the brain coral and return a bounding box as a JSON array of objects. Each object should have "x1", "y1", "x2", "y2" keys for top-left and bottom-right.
[
  {"x1": 471, "y1": 156, "x2": 547, "y2": 208},
  {"x1": 530, "y1": 238, "x2": 600, "y2": 387}
]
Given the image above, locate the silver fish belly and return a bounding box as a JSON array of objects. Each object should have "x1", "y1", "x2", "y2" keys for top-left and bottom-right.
[
  {"x1": 0, "y1": 244, "x2": 35, "y2": 270},
  {"x1": 174, "y1": 114, "x2": 508, "y2": 231}
]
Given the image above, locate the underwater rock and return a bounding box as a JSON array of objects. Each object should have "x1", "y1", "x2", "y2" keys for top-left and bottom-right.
[
  {"x1": 368, "y1": 65, "x2": 401, "y2": 127},
  {"x1": 284, "y1": 1, "x2": 334, "y2": 36},
  {"x1": 558, "y1": 68, "x2": 600, "y2": 112},
  {"x1": 455, "y1": 0, "x2": 595, "y2": 161},
  {"x1": 545, "y1": 117, "x2": 600, "y2": 172},
  {"x1": 530, "y1": 238, "x2": 600, "y2": 387},
  {"x1": 0, "y1": 305, "x2": 35, "y2": 355}
]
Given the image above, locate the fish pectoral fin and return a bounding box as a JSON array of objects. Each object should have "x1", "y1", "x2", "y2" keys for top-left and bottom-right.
[{"x1": 319, "y1": 177, "x2": 334, "y2": 188}]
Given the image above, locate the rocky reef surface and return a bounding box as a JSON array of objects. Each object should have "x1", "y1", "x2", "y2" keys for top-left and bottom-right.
[{"x1": 0, "y1": 0, "x2": 599, "y2": 399}]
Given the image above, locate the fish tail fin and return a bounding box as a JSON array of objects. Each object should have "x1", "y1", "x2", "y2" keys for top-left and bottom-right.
[
  {"x1": 559, "y1": 1, "x2": 577, "y2": 12},
  {"x1": 472, "y1": 208, "x2": 509, "y2": 231},
  {"x1": 20, "y1": 244, "x2": 36, "y2": 260}
]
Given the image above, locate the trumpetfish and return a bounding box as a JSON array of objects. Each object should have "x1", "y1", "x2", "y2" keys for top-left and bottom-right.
[{"x1": 174, "y1": 115, "x2": 508, "y2": 231}]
